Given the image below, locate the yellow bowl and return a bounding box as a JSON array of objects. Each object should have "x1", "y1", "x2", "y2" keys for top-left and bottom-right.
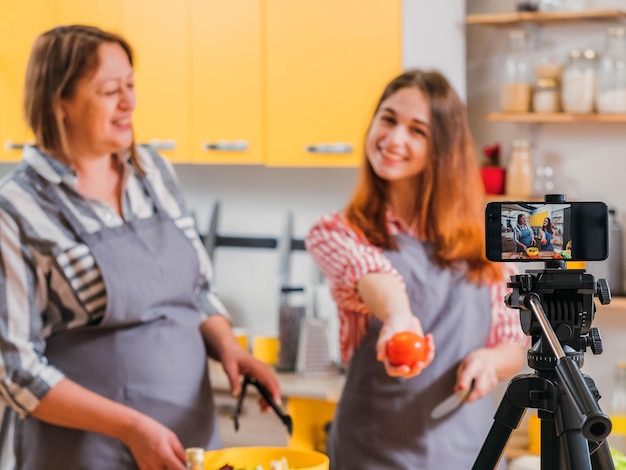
[
  {"x1": 203, "y1": 447, "x2": 329, "y2": 470},
  {"x1": 526, "y1": 247, "x2": 539, "y2": 257}
]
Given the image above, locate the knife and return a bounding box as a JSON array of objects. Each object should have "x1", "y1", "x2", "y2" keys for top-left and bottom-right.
[{"x1": 431, "y1": 380, "x2": 475, "y2": 419}]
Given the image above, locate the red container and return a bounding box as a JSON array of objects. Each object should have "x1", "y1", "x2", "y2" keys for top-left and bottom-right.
[{"x1": 481, "y1": 167, "x2": 506, "y2": 195}]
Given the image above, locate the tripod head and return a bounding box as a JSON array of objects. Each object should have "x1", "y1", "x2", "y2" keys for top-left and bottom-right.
[{"x1": 505, "y1": 263, "x2": 611, "y2": 369}]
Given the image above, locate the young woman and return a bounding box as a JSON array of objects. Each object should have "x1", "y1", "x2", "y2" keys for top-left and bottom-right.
[
  {"x1": 539, "y1": 217, "x2": 555, "y2": 251},
  {"x1": 306, "y1": 69, "x2": 527, "y2": 468}
]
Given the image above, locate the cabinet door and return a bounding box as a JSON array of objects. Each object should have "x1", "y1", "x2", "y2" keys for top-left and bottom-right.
[
  {"x1": 189, "y1": 0, "x2": 263, "y2": 164},
  {"x1": 266, "y1": 0, "x2": 402, "y2": 167},
  {"x1": 58, "y1": 0, "x2": 124, "y2": 32},
  {"x1": 122, "y1": 0, "x2": 190, "y2": 163},
  {"x1": 0, "y1": 1, "x2": 58, "y2": 162}
]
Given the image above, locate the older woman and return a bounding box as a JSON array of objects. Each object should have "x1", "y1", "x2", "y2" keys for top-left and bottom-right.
[{"x1": 0, "y1": 25, "x2": 279, "y2": 469}]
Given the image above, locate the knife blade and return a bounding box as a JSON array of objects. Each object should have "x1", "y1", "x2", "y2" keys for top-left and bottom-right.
[{"x1": 430, "y1": 380, "x2": 475, "y2": 419}]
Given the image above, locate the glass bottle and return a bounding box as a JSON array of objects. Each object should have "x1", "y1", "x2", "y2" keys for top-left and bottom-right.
[
  {"x1": 500, "y1": 30, "x2": 533, "y2": 113},
  {"x1": 538, "y1": 0, "x2": 564, "y2": 11},
  {"x1": 561, "y1": 0, "x2": 587, "y2": 11},
  {"x1": 561, "y1": 49, "x2": 598, "y2": 114},
  {"x1": 185, "y1": 447, "x2": 205, "y2": 470},
  {"x1": 505, "y1": 139, "x2": 533, "y2": 198},
  {"x1": 596, "y1": 28, "x2": 626, "y2": 113}
]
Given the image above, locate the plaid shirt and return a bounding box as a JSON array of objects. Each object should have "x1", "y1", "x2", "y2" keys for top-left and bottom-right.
[{"x1": 305, "y1": 211, "x2": 528, "y2": 364}]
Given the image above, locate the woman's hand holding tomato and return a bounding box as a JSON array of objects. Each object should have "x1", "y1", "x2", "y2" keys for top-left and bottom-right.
[{"x1": 376, "y1": 313, "x2": 435, "y2": 378}]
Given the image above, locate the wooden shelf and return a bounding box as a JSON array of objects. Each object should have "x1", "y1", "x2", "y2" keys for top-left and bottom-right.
[
  {"x1": 486, "y1": 112, "x2": 626, "y2": 123},
  {"x1": 466, "y1": 9, "x2": 626, "y2": 26}
]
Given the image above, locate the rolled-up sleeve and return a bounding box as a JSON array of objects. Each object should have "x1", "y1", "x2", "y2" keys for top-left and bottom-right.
[
  {"x1": 0, "y1": 208, "x2": 64, "y2": 417},
  {"x1": 305, "y1": 213, "x2": 404, "y2": 313}
]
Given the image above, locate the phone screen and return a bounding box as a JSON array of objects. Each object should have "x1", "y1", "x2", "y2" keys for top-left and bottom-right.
[{"x1": 485, "y1": 201, "x2": 608, "y2": 262}]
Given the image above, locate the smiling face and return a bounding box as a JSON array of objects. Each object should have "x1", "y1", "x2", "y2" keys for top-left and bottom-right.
[
  {"x1": 365, "y1": 87, "x2": 431, "y2": 184},
  {"x1": 59, "y1": 42, "x2": 135, "y2": 160}
]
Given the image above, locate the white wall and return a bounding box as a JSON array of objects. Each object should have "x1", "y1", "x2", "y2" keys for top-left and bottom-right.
[{"x1": 402, "y1": 0, "x2": 466, "y2": 98}]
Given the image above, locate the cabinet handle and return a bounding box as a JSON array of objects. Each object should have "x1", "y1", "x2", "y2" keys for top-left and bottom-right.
[
  {"x1": 4, "y1": 141, "x2": 30, "y2": 151},
  {"x1": 202, "y1": 140, "x2": 249, "y2": 152},
  {"x1": 306, "y1": 143, "x2": 353, "y2": 154},
  {"x1": 145, "y1": 139, "x2": 177, "y2": 151}
]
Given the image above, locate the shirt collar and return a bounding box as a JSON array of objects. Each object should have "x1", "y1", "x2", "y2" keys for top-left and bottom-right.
[
  {"x1": 386, "y1": 205, "x2": 417, "y2": 236},
  {"x1": 23, "y1": 145, "x2": 132, "y2": 187}
]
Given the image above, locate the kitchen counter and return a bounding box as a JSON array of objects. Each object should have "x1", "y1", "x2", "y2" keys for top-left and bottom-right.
[{"x1": 208, "y1": 359, "x2": 345, "y2": 402}]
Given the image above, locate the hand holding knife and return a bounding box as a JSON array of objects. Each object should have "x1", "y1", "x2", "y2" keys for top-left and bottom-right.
[{"x1": 431, "y1": 379, "x2": 476, "y2": 419}]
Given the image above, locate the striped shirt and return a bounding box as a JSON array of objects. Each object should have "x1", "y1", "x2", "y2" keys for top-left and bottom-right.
[
  {"x1": 0, "y1": 145, "x2": 227, "y2": 417},
  {"x1": 305, "y1": 212, "x2": 528, "y2": 364}
]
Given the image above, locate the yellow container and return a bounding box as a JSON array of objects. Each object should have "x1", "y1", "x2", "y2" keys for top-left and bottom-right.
[
  {"x1": 252, "y1": 336, "x2": 280, "y2": 365},
  {"x1": 528, "y1": 412, "x2": 540, "y2": 455},
  {"x1": 203, "y1": 447, "x2": 329, "y2": 469}
]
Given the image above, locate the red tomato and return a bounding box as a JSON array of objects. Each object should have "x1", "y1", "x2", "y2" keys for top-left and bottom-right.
[{"x1": 385, "y1": 331, "x2": 429, "y2": 368}]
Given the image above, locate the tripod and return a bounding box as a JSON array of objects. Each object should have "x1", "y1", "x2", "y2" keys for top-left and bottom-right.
[{"x1": 473, "y1": 264, "x2": 615, "y2": 470}]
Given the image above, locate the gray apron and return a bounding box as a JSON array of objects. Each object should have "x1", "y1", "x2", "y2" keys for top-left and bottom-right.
[
  {"x1": 14, "y1": 172, "x2": 220, "y2": 469},
  {"x1": 327, "y1": 234, "x2": 501, "y2": 469}
]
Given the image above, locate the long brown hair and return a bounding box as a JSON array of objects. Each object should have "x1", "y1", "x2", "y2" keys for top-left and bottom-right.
[
  {"x1": 23, "y1": 24, "x2": 143, "y2": 172},
  {"x1": 345, "y1": 69, "x2": 500, "y2": 283}
]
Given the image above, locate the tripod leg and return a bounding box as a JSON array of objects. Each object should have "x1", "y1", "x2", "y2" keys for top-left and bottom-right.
[
  {"x1": 540, "y1": 415, "x2": 560, "y2": 469},
  {"x1": 590, "y1": 440, "x2": 615, "y2": 470},
  {"x1": 559, "y1": 429, "x2": 592, "y2": 470},
  {"x1": 543, "y1": 406, "x2": 593, "y2": 470},
  {"x1": 472, "y1": 393, "x2": 525, "y2": 470}
]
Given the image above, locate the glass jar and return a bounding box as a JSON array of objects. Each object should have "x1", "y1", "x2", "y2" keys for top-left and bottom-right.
[
  {"x1": 561, "y1": 49, "x2": 598, "y2": 114},
  {"x1": 596, "y1": 27, "x2": 626, "y2": 113},
  {"x1": 561, "y1": 0, "x2": 587, "y2": 11},
  {"x1": 538, "y1": 0, "x2": 564, "y2": 11},
  {"x1": 533, "y1": 78, "x2": 560, "y2": 113},
  {"x1": 505, "y1": 139, "x2": 533, "y2": 198},
  {"x1": 500, "y1": 30, "x2": 533, "y2": 113}
]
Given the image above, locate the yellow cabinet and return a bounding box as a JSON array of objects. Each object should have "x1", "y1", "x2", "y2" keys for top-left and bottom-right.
[
  {"x1": 1, "y1": 1, "x2": 401, "y2": 167},
  {"x1": 266, "y1": 0, "x2": 402, "y2": 167},
  {"x1": 0, "y1": 0, "x2": 125, "y2": 162},
  {"x1": 58, "y1": 0, "x2": 124, "y2": 32},
  {"x1": 189, "y1": 0, "x2": 264, "y2": 164},
  {"x1": 0, "y1": 1, "x2": 58, "y2": 162},
  {"x1": 189, "y1": 0, "x2": 401, "y2": 166},
  {"x1": 122, "y1": 0, "x2": 190, "y2": 163}
]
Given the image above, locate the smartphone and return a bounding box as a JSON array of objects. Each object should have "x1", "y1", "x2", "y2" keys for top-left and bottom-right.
[{"x1": 485, "y1": 201, "x2": 609, "y2": 262}]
